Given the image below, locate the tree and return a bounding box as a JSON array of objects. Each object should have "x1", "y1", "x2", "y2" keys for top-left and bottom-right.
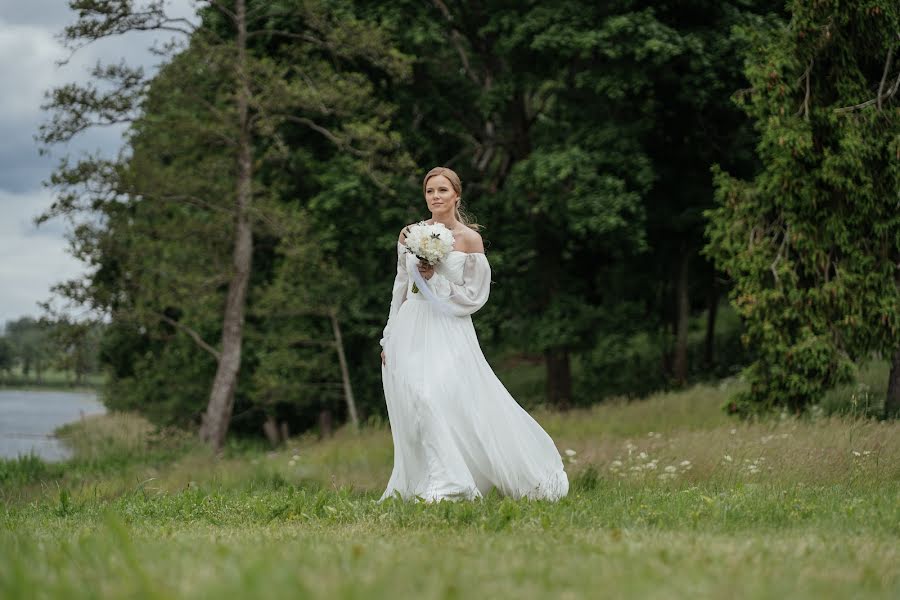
[
  {"x1": 364, "y1": 0, "x2": 778, "y2": 406},
  {"x1": 49, "y1": 317, "x2": 103, "y2": 385},
  {"x1": 3, "y1": 317, "x2": 54, "y2": 381},
  {"x1": 0, "y1": 336, "x2": 14, "y2": 376},
  {"x1": 705, "y1": 2, "x2": 900, "y2": 415},
  {"x1": 40, "y1": 0, "x2": 411, "y2": 448}
]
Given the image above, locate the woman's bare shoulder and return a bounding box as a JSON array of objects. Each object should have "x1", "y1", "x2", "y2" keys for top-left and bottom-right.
[{"x1": 455, "y1": 227, "x2": 484, "y2": 253}]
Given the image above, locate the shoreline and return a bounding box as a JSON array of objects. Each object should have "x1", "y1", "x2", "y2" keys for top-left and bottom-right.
[{"x1": 0, "y1": 382, "x2": 101, "y2": 394}]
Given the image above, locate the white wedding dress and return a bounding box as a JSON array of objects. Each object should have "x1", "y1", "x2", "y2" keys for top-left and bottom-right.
[{"x1": 379, "y1": 241, "x2": 569, "y2": 503}]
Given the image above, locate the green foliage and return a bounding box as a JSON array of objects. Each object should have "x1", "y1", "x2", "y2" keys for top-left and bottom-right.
[
  {"x1": 41, "y1": 0, "x2": 416, "y2": 432},
  {"x1": 2, "y1": 318, "x2": 53, "y2": 379},
  {"x1": 0, "y1": 317, "x2": 104, "y2": 388},
  {"x1": 705, "y1": 2, "x2": 900, "y2": 415},
  {"x1": 0, "y1": 336, "x2": 13, "y2": 374}
]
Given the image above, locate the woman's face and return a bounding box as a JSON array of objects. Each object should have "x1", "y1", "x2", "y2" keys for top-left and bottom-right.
[{"x1": 424, "y1": 174, "x2": 458, "y2": 218}]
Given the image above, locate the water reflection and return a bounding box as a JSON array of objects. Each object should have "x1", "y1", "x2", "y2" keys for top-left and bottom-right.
[{"x1": 0, "y1": 390, "x2": 105, "y2": 462}]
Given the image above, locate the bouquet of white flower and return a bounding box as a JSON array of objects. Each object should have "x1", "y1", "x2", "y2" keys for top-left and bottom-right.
[{"x1": 403, "y1": 221, "x2": 455, "y2": 293}]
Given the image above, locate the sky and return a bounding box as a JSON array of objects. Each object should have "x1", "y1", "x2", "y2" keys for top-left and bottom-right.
[{"x1": 0, "y1": 0, "x2": 195, "y2": 327}]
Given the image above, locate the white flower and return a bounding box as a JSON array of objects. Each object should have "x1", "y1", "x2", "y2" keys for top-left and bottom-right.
[
  {"x1": 664, "y1": 466, "x2": 677, "y2": 473},
  {"x1": 680, "y1": 460, "x2": 691, "y2": 467},
  {"x1": 723, "y1": 455, "x2": 733, "y2": 462},
  {"x1": 729, "y1": 429, "x2": 737, "y2": 435},
  {"x1": 639, "y1": 452, "x2": 648, "y2": 460},
  {"x1": 565, "y1": 449, "x2": 577, "y2": 457},
  {"x1": 611, "y1": 460, "x2": 623, "y2": 467},
  {"x1": 403, "y1": 221, "x2": 455, "y2": 265},
  {"x1": 852, "y1": 451, "x2": 861, "y2": 457},
  {"x1": 292, "y1": 454, "x2": 300, "y2": 460}
]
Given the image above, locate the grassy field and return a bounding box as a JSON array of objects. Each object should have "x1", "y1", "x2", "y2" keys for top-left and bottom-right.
[{"x1": 1, "y1": 378, "x2": 899, "y2": 599}]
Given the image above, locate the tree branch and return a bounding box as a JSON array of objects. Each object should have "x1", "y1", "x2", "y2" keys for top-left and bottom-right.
[
  {"x1": 835, "y1": 37, "x2": 900, "y2": 113},
  {"x1": 795, "y1": 59, "x2": 812, "y2": 119},
  {"x1": 156, "y1": 313, "x2": 221, "y2": 360},
  {"x1": 278, "y1": 115, "x2": 368, "y2": 157},
  {"x1": 204, "y1": 0, "x2": 237, "y2": 23},
  {"x1": 878, "y1": 45, "x2": 894, "y2": 111},
  {"x1": 430, "y1": 0, "x2": 481, "y2": 86}
]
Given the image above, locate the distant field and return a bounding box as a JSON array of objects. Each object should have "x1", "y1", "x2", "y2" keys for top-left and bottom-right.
[
  {"x1": 1, "y1": 378, "x2": 898, "y2": 599},
  {"x1": 0, "y1": 366, "x2": 104, "y2": 391}
]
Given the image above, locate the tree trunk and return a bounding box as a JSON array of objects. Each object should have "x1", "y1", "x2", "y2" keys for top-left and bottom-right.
[
  {"x1": 672, "y1": 251, "x2": 690, "y2": 384},
  {"x1": 199, "y1": 0, "x2": 252, "y2": 452},
  {"x1": 318, "y1": 409, "x2": 333, "y2": 439},
  {"x1": 329, "y1": 309, "x2": 359, "y2": 429},
  {"x1": 262, "y1": 415, "x2": 281, "y2": 447},
  {"x1": 704, "y1": 276, "x2": 719, "y2": 369},
  {"x1": 545, "y1": 348, "x2": 572, "y2": 411},
  {"x1": 885, "y1": 347, "x2": 900, "y2": 419}
]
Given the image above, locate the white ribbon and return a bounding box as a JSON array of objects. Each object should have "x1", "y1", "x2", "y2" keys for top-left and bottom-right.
[{"x1": 409, "y1": 263, "x2": 456, "y2": 316}]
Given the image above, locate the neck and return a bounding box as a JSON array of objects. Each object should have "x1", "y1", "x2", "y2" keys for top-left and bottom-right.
[{"x1": 430, "y1": 213, "x2": 459, "y2": 229}]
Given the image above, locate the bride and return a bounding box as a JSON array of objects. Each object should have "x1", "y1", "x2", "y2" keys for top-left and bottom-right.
[{"x1": 378, "y1": 166, "x2": 569, "y2": 503}]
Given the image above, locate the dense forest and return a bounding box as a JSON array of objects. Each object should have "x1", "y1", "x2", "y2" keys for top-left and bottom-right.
[{"x1": 34, "y1": 0, "x2": 899, "y2": 446}]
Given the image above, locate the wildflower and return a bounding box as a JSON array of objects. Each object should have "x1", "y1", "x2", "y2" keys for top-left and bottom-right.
[
  {"x1": 292, "y1": 454, "x2": 300, "y2": 460},
  {"x1": 565, "y1": 449, "x2": 577, "y2": 457},
  {"x1": 729, "y1": 428, "x2": 737, "y2": 435},
  {"x1": 723, "y1": 455, "x2": 733, "y2": 462},
  {"x1": 680, "y1": 460, "x2": 691, "y2": 467},
  {"x1": 639, "y1": 452, "x2": 648, "y2": 460},
  {"x1": 852, "y1": 451, "x2": 861, "y2": 457},
  {"x1": 664, "y1": 466, "x2": 677, "y2": 473},
  {"x1": 611, "y1": 460, "x2": 623, "y2": 467}
]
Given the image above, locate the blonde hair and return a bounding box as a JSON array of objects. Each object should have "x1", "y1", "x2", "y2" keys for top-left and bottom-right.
[{"x1": 422, "y1": 166, "x2": 481, "y2": 231}]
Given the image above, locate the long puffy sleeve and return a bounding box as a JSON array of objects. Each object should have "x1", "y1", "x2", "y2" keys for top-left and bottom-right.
[
  {"x1": 380, "y1": 244, "x2": 409, "y2": 348},
  {"x1": 433, "y1": 253, "x2": 492, "y2": 317}
]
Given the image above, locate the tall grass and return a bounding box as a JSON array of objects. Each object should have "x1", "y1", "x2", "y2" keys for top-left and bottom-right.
[{"x1": 1, "y1": 380, "x2": 899, "y2": 599}]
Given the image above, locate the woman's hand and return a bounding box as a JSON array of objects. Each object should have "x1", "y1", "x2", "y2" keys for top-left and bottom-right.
[
  {"x1": 417, "y1": 260, "x2": 435, "y2": 280},
  {"x1": 381, "y1": 350, "x2": 386, "y2": 366}
]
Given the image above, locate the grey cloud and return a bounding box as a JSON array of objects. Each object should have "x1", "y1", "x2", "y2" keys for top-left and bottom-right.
[{"x1": 0, "y1": 0, "x2": 197, "y2": 320}]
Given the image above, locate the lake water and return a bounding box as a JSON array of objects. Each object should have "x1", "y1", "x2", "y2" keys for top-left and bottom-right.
[{"x1": 0, "y1": 389, "x2": 105, "y2": 462}]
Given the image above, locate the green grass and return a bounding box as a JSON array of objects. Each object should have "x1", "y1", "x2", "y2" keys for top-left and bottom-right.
[{"x1": 2, "y1": 381, "x2": 899, "y2": 599}]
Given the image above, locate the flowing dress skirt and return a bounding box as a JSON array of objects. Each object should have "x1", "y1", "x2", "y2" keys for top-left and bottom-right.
[{"x1": 380, "y1": 291, "x2": 569, "y2": 502}]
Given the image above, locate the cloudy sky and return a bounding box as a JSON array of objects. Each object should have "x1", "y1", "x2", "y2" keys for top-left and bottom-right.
[{"x1": 0, "y1": 0, "x2": 195, "y2": 326}]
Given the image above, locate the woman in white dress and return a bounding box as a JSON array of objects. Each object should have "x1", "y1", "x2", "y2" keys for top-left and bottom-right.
[{"x1": 378, "y1": 166, "x2": 569, "y2": 503}]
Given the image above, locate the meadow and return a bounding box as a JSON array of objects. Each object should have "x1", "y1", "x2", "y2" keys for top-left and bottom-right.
[{"x1": 1, "y1": 373, "x2": 899, "y2": 599}]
